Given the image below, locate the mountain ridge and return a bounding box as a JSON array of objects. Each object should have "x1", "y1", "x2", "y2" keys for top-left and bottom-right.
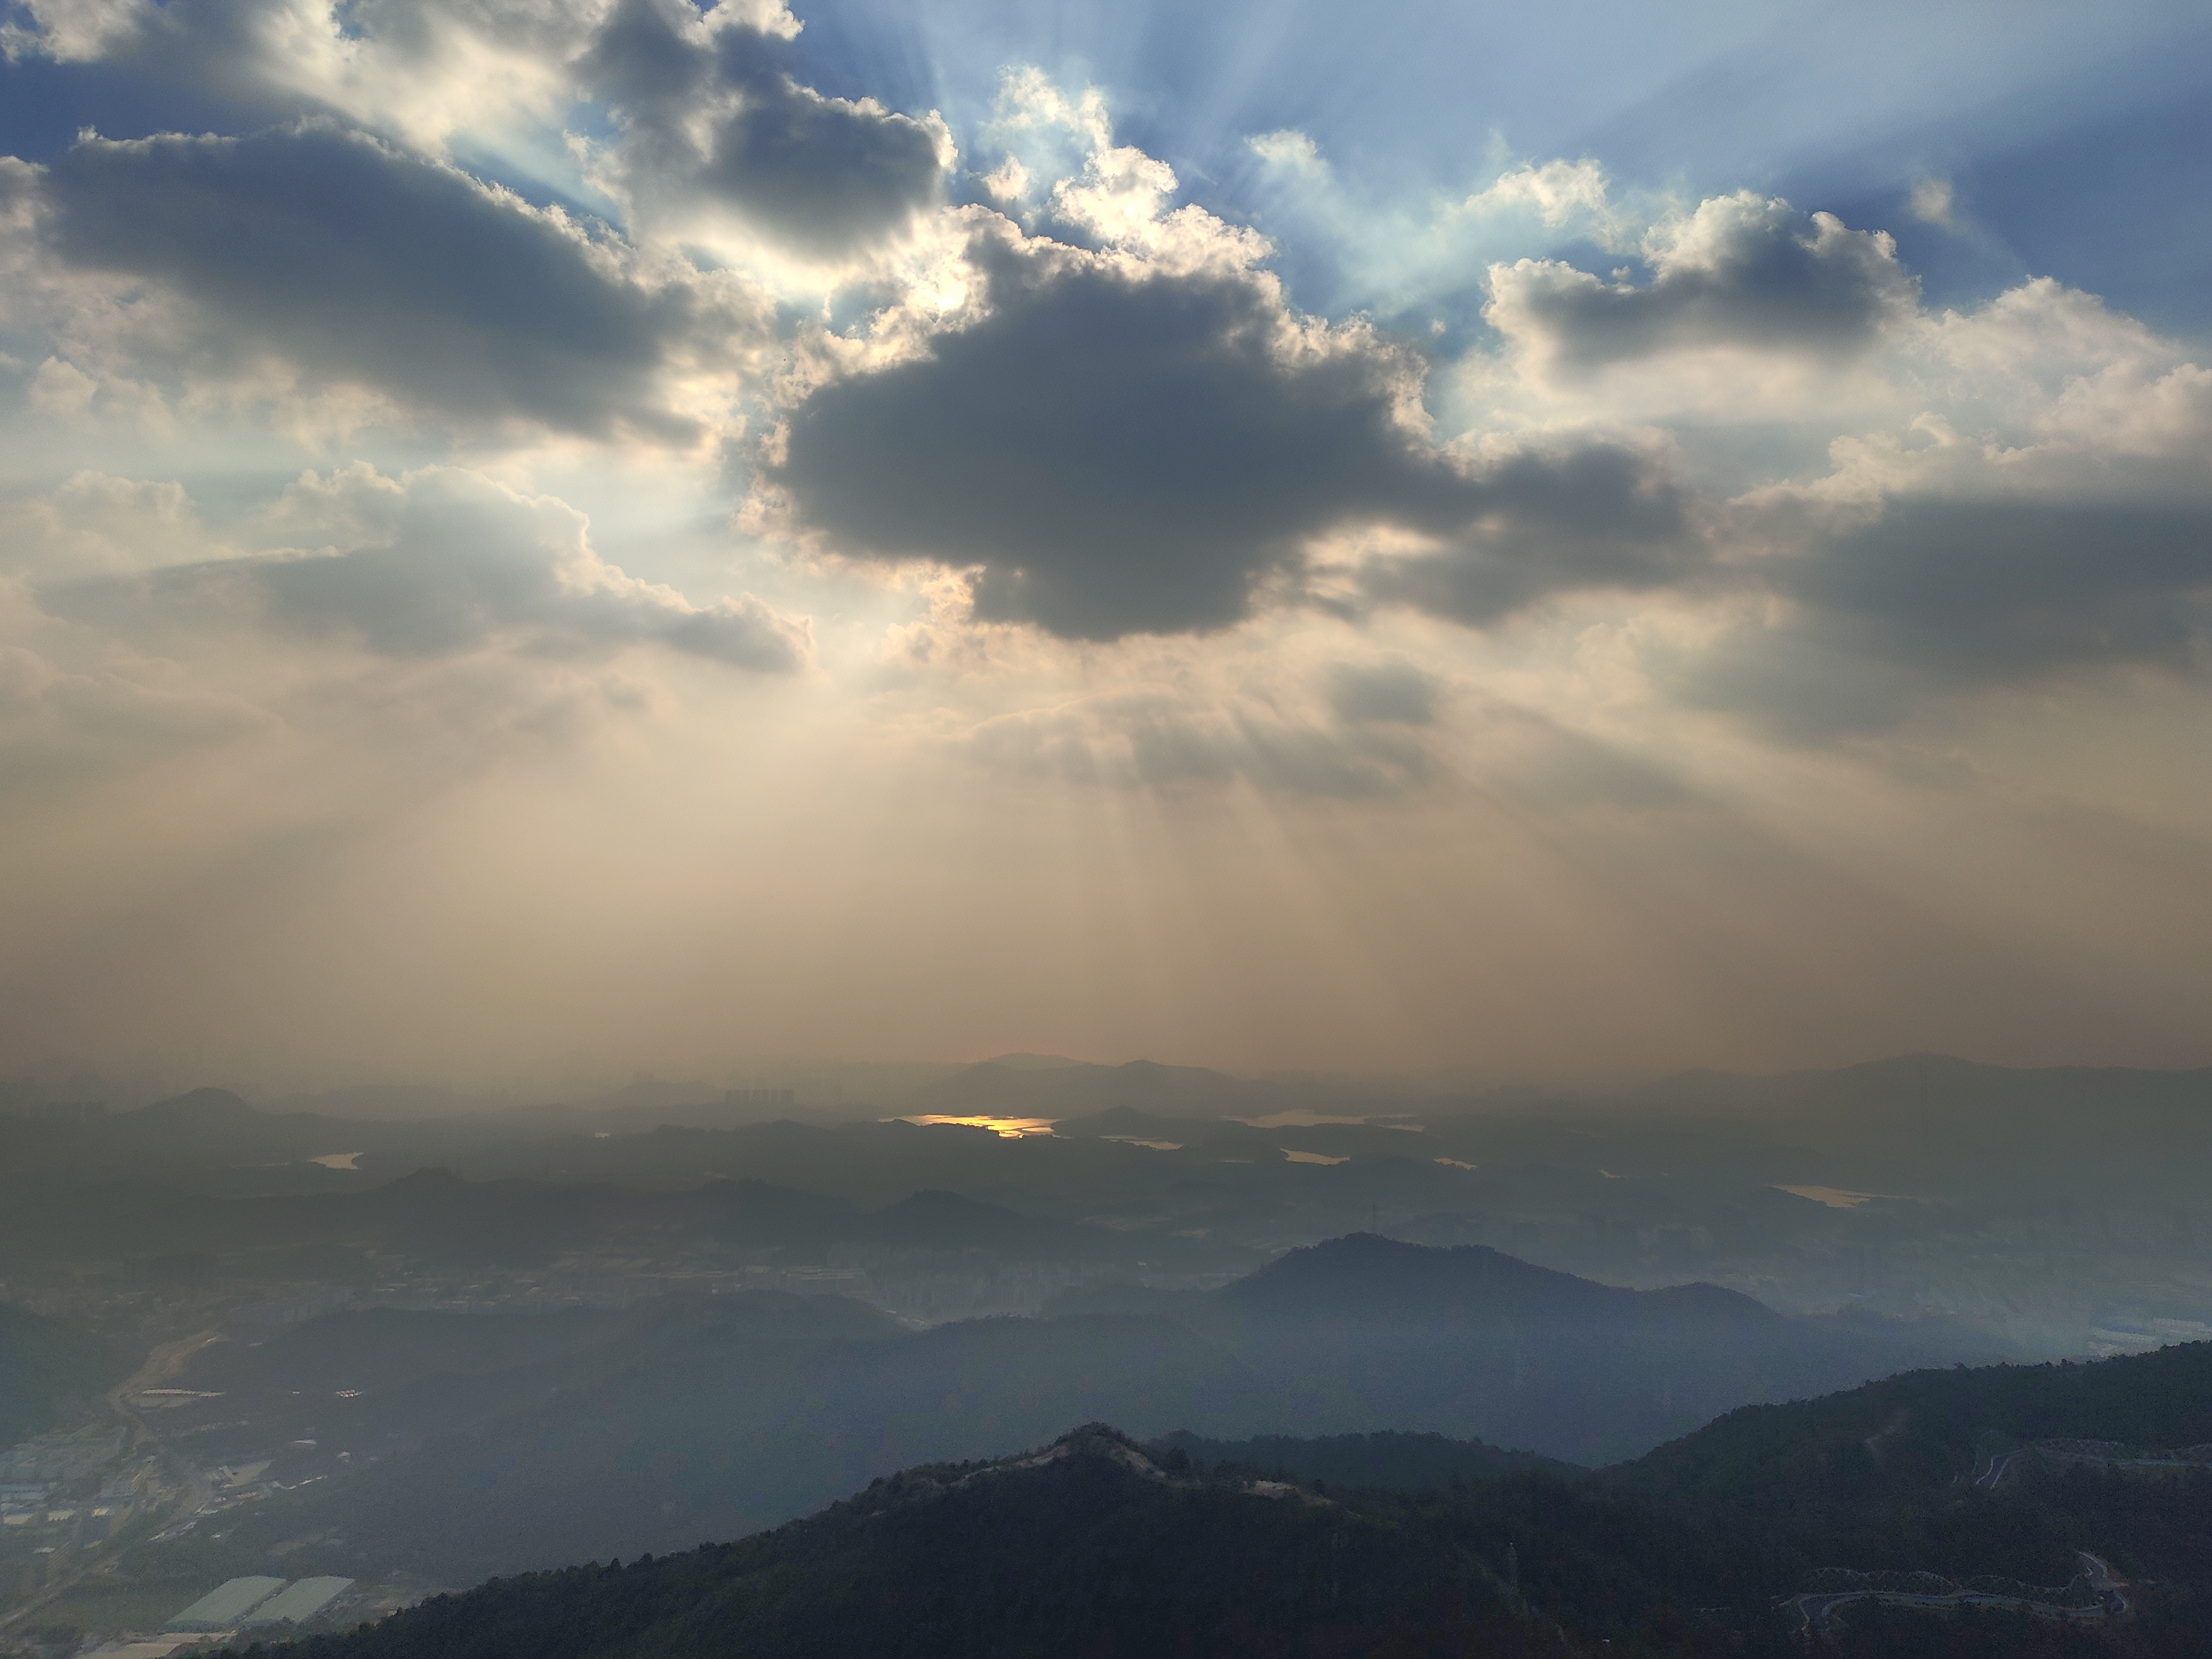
[{"x1": 231, "y1": 1345, "x2": 2212, "y2": 1657}]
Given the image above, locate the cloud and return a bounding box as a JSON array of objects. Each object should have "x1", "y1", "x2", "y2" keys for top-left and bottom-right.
[
  {"x1": 1327, "y1": 659, "x2": 1438, "y2": 726},
  {"x1": 761, "y1": 219, "x2": 1426, "y2": 639},
  {"x1": 0, "y1": 640, "x2": 273, "y2": 780},
  {"x1": 759, "y1": 204, "x2": 1702, "y2": 641},
  {"x1": 36, "y1": 123, "x2": 743, "y2": 439},
  {"x1": 1, "y1": 0, "x2": 148, "y2": 61},
  {"x1": 1487, "y1": 191, "x2": 1917, "y2": 373},
  {"x1": 0, "y1": 472, "x2": 227, "y2": 579},
  {"x1": 1687, "y1": 500, "x2": 2212, "y2": 739},
  {"x1": 0, "y1": 577, "x2": 273, "y2": 778},
  {"x1": 49, "y1": 466, "x2": 812, "y2": 672},
  {"x1": 27, "y1": 358, "x2": 99, "y2": 420},
  {"x1": 1908, "y1": 178, "x2": 1955, "y2": 229},
  {"x1": 1659, "y1": 275, "x2": 2212, "y2": 738},
  {"x1": 8, "y1": 0, "x2": 947, "y2": 263},
  {"x1": 4, "y1": 0, "x2": 617, "y2": 156},
  {"x1": 1246, "y1": 129, "x2": 1327, "y2": 179},
  {"x1": 580, "y1": 0, "x2": 947, "y2": 259},
  {"x1": 7, "y1": 41, "x2": 2198, "y2": 767},
  {"x1": 1357, "y1": 444, "x2": 1695, "y2": 625},
  {"x1": 1461, "y1": 158, "x2": 1624, "y2": 241}
]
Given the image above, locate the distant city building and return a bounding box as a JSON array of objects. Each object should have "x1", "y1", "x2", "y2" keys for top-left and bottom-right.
[
  {"x1": 0, "y1": 1425, "x2": 126, "y2": 1483},
  {"x1": 166, "y1": 1576, "x2": 286, "y2": 1632},
  {"x1": 100, "y1": 1462, "x2": 154, "y2": 1502},
  {"x1": 233, "y1": 1286, "x2": 356, "y2": 1331},
  {"x1": 27, "y1": 1544, "x2": 67, "y2": 1590},
  {"x1": 725, "y1": 1087, "x2": 796, "y2": 1111},
  {"x1": 243, "y1": 1577, "x2": 356, "y2": 1627}
]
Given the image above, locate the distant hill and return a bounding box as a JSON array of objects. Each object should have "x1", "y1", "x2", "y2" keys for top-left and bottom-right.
[
  {"x1": 651, "y1": 1176, "x2": 858, "y2": 1246},
  {"x1": 975, "y1": 1052, "x2": 1091, "y2": 1071},
  {"x1": 1223, "y1": 1232, "x2": 1775, "y2": 1329},
  {"x1": 1612, "y1": 1338, "x2": 2212, "y2": 1589},
  {"x1": 268, "y1": 1167, "x2": 611, "y2": 1266},
  {"x1": 1058, "y1": 1234, "x2": 2010, "y2": 1463},
  {"x1": 257, "y1": 1084, "x2": 505, "y2": 1121},
  {"x1": 237, "y1": 1428, "x2": 1553, "y2": 1659},
  {"x1": 1155, "y1": 1428, "x2": 1577, "y2": 1491},
  {"x1": 234, "y1": 1378, "x2": 2212, "y2": 1658},
  {"x1": 857, "y1": 1190, "x2": 1118, "y2": 1257},
  {"x1": 132, "y1": 1237, "x2": 2011, "y2": 1585},
  {"x1": 0, "y1": 1165, "x2": 1135, "y2": 1277},
  {"x1": 141, "y1": 1296, "x2": 1264, "y2": 1582},
  {"x1": 902, "y1": 1057, "x2": 1258, "y2": 1120},
  {"x1": 127, "y1": 1086, "x2": 263, "y2": 1132}
]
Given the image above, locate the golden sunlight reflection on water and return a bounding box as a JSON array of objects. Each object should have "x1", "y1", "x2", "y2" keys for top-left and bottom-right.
[
  {"x1": 1773, "y1": 1184, "x2": 1884, "y2": 1208},
  {"x1": 898, "y1": 1115, "x2": 1058, "y2": 1138}
]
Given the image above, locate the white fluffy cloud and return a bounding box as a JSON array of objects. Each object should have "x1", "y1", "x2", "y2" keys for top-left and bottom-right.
[
  {"x1": 0, "y1": 472, "x2": 226, "y2": 578},
  {"x1": 1486, "y1": 191, "x2": 1918, "y2": 378},
  {"x1": 48, "y1": 465, "x2": 812, "y2": 672},
  {"x1": 13, "y1": 124, "x2": 767, "y2": 443}
]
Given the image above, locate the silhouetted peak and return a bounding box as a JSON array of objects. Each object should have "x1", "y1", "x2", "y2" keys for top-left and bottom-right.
[
  {"x1": 978, "y1": 1052, "x2": 1089, "y2": 1071},
  {"x1": 1636, "y1": 1280, "x2": 1786, "y2": 1327},
  {"x1": 1229, "y1": 1234, "x2": 1560, "y2": 1310},
  {"x1": 1227, "y1": 1233, "x2": 1783, "y2": 1326},
  {"x1": 1243, "y1": 1230, "x2": 1504, "y2": 1280},
  {"x1": 1217, "y1": 1236, "x2": 1792, "y2": 1372},
  {"x1": 1018, "y1": 1423, "x2": 1165, "y2": 1479},
  {"x1": 1107, "y1": 1058, "x2": 1230, "y2": 1086}
]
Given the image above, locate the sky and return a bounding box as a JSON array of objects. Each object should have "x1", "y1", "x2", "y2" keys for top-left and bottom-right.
[{"x1": 1, "y1": 0, "x2": 2209, "y2": 1092}]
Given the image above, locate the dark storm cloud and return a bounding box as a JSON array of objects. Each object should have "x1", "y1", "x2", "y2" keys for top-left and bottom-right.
[
  {"x1": 45, "y1": 469, "x2": 810, "y2": 672},
  {"x1": 1358, "y1": 446, "x2": 1694, "y2": 625},
  {"x1": 765, "y1": 228, "x2": 1700, "y2": 640},
  {"x1": 1490, "y1": 194, "x2": 1917, "y2": 369},
  {"x1": 41, "y1": 125, "x2": 699, "y2": 437},
  {"x1": 582, "y1": 0, "x2": 943, "y2": 258},
  {"x1": 1685, "y1": 500, "x2": 2212, "y2": 739}
]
